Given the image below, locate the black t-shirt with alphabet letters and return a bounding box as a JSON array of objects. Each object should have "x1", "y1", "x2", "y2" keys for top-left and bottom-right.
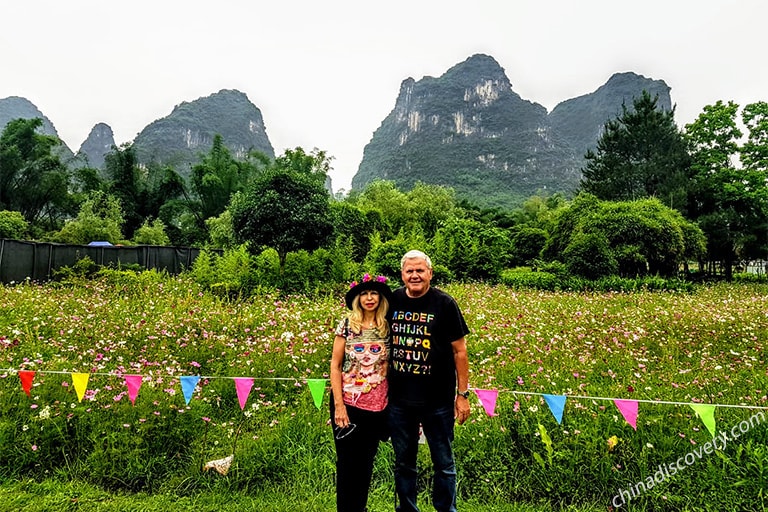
[{"x1": 388, "y1": 287, "x2": 470, "y2": 408}]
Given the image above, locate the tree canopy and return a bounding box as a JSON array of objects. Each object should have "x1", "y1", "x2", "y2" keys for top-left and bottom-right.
[{"x1": 580, "y1": 91, "x2": 691, "y2": 214}]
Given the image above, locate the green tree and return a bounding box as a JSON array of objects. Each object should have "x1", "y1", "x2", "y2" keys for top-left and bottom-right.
[
  {"x1": 273, "y1": 147, "x2": 332, "y2": 183},
  {"x1": 685, "y1": 101, "x2": 768, "y2": 279},
  {"x1": 350, "y1": 180, "x2": 411, "y2": 239},
  {"x1": 54, "y1": 191, "x2": 124, "y2": 245},
  {"x1": 543, "y1": 194, "x2": 704, "y2": 278},
  {"x1": 205, "y1": 209, "x2": 236, "y2": 250},
  {"x1": 432, "y1": 217, "x2": 511, "y2": 281},
  {"x1": 741, "y1": 101, "x2": 768, "y2": 171},
  {"x1": 131, "y1": 218, "x2": 171, "y2": 246},
  {"x1": 330, "y1": 202, "x2": 372, "y2": 262},
  {"x1": 0, "y1": 118, "x2": 72, "y2": 230},
  {"x1": 189, "y1": 135, "x2": 262, "y2": 223},
  {"x1": 510, "y1": 226, "x2": 548, "y2": 266},
  {"x1": 104, "y1": 144, "x2": 185, "y2": 240},
  {"x1": 580, "y1": 91, "x2": 692, "y2": 214},
  {"x1": 0, "y1": 210, "x2": 29, "y2": 239},
  {"x1": 230, "y1": 168, "x2": 334, "y2": 266}
]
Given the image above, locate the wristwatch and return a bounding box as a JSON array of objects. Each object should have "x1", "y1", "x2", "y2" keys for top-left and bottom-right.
[{"x1": 457, "y1": 389, "x2": 471, "y2": 399}]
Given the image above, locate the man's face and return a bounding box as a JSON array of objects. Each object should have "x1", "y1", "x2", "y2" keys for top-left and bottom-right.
[{"x1": 401, "y1": 258, "x2": 432, "y2": 298}]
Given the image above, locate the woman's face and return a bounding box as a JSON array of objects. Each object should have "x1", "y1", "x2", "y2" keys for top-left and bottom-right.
[{"x1": 358, "y1": 290, "x2": 380, "y2": 312}]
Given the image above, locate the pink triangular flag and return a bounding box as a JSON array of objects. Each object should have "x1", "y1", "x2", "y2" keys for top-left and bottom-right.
[
  {"x1": 71, "y1": 372, "x2": 90, "y2": 402},
  {"x1": 124, "y1": 374, "x2": 143, "y2": 405},
  {"x1": 234, "y1": 378, "x2": 254, "y2": 410},
  {"x1": 614, "y1": 399, "x2": 638, "y2": 430},
  {"x1": 19, "y1": 370, "x2": 35, "y2": 397},
  {"x1": 474, "y1": 389, "x2": 498, "y2": 417}
]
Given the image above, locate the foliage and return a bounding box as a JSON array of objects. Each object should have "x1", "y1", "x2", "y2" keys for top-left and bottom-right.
[
  {"x1": 0, "y1": 118, "x2": 72, "y2": 230},
  {"x1": 205, "y1": 209, "x2": 237, "y2": 250},
  {"x1": 131, "y1": 218, "x2": 171, "y2": 246},
  {"x1": 363, "y1": 232, "x2": 427, "y2": 280},
  {"x1": 53, "y1": 191, "x2": 124, "y2": 245},
  {"x1": 685, "y1": 101, "x2": 768, "y2": 280},
  {"x1": 104, "y1": 144, "x2": 185, "y2": 240},
  {"x1": 329, "y1": 201, "x2": 372, "y2": 262},
  {"x1": 432, "y1": 217, "x2": 512, "y2": 281},
  {"x1": 580, "y1": 91, "x2": 692, "y2": 215},
  {"x1": 561, "y1": 231, "x2": 618, "y2": 279},
  {"x1": 188, "y1": 134, "x2": 262, "y2": 237},
  {"x1": 0, "y1": 209, "x2": 29, "y2": 239},
  {"x1": 230, "y1": 165, "x2": 334, "y2": 265},
  {"x1": 349, "y1": 180, "x2": 457, "y2": 241},
  {"x1": 189, "y1": 244, "x2": 356, "y2": 297},
  {"x1": 543, "y1": 194, "x2": 704, "y2": 278},
  {"x1": 509, "y1": 226, "x2": 548, "y2": 266}
]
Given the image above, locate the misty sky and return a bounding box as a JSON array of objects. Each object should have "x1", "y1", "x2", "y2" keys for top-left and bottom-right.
[{"x1": 2, "y1": 0, "x2": 766, "y2": 191}]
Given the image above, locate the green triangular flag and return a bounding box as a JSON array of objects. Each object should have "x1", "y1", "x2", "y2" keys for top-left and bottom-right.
[
  {"x1": 306, "y1": 379, "x2": 326, "y2": 410},
  {"x1": 690, "y1": 404, "x2": 717, "y2": 438}
]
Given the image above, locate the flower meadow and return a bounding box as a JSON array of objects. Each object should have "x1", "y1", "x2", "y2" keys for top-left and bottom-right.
[{"x1": 1, "y1": 269, "x2": 768, "y2": 511}]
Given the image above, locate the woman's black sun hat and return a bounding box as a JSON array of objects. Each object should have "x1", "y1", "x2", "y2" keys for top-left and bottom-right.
[{"x1": 345, "y1": 274, "x2": 393, "y2": 310}]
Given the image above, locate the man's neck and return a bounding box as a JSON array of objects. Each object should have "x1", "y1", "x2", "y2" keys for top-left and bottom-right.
[{"x1": 405, "y1": 286, "x2": 429, "y2": 299}]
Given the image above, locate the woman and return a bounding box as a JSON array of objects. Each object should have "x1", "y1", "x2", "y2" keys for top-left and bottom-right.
[{"x1": 330, "y1": 274, "x2": 392, "y2": 512}]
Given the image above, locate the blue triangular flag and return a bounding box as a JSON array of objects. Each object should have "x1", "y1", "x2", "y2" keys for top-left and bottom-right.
[
  {"x1": 180, "y1": 375, "x2": 201, "y2": 405},
  {"x1": 543, "y1": 394, "x2": 567, "y2": 424}
]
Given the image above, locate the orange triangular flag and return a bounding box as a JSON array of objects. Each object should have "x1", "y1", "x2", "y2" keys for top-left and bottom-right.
[
  {"x1": 19, "y1": 370, "x2": 35, "y2": 397},
  {"x1": 71, "y1": 372, "x2": 90, "y2": 402}
]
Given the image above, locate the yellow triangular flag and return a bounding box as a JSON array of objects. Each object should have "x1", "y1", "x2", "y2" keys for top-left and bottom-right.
[
  {"x1": 71, "y1": 372, "x2": 90, "y2": 402},
  {"x1": 690, "y1": 404, "x2": 717, "y2": 438}
]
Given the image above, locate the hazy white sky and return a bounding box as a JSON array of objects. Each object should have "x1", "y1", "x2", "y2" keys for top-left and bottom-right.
[{"x1": 2, "y1": 0, "x2": 766, "y2": 191}]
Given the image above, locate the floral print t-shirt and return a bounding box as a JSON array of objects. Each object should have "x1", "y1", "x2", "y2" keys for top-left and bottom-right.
[{"x1": 334, "y1": 319, "x2": 389, "y2": 412}]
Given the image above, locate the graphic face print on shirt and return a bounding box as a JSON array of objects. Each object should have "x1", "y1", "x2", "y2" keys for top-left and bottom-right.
[{"x1": 342, "y1": 330, "x2": 388, "y2": 397}]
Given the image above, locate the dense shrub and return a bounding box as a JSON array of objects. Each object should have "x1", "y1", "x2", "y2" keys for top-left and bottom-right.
[
  {"x1": 131, "y1": 218, "x2": 171, "y2": 246},
  {"x1": 0, "y1": 210, "x2": 28, "y2": 239},
  {"x1": 562, "y1": 231, "x2": 618, "y2": 279}
]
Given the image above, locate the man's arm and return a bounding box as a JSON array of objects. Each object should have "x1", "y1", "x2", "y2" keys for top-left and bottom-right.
[{"x1": 452, "y1": 337, "x2": 470, "y2": 424}]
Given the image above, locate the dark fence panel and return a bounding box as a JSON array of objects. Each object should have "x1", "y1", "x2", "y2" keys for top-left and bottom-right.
[{"x1": 0, "y1": 239, "x2": 205, "y2": 284}]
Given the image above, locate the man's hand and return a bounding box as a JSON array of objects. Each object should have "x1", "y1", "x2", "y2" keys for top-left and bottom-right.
[{"x1": 455, "y1": 395, "x2": 470, "y2": 424}]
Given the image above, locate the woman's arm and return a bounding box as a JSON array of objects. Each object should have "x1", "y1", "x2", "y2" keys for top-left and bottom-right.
[{"x1": 330, "y1": 334, "x2": 350, "y2": 427}]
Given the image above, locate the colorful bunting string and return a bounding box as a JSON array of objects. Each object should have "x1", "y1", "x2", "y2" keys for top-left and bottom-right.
[{"x1": 3, "y1": 367, "x2": 768, "y2": 435}]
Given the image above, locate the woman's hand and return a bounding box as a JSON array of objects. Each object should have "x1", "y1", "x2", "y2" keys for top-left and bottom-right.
[{"x1": 334, "y1": 403, "x2": 350, "y2": 428}]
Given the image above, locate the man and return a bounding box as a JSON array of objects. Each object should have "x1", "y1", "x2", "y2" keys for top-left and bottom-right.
[{"x1": 388, "y1": 250, "x2": 471, "y2": 512}]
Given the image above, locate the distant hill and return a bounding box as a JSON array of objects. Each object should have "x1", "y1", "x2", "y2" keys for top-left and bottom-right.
[
  {"x1": 132, "y1": 89, "x2": 274, "y2": 178},
  {"x1": 547, "y1": 71, "x2": 671, "y2": 158},
  {"x1": 75, "y1": 123, "x2": 116, "y2": 171},
  {"x1": 353, "y1": 54, "x2": 673, "y2": 209},
  {"x1": 0, "y1": 96, "x2": 75, "y2": 163}
]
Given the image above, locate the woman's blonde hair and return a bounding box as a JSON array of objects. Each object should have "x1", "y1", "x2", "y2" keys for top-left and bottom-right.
[{"x1": 349, "y1": 294, "x2": 390, "y2": 337}]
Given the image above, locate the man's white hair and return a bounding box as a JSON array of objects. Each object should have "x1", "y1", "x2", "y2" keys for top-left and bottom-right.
[{"x1": 401, "y1": 250, "x2": 432, "y2": 270}]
